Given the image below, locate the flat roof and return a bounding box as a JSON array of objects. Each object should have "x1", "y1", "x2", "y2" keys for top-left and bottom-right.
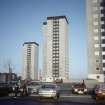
[
  {"x1": 23, "y1": 42, "x2": 39, "y2": 46},
  {"x1": 47, "y1": 16, "x2": 69, "y2": 24}
]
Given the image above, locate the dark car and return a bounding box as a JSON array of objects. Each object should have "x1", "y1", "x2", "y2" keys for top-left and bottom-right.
[
  {"x1": 93, "y1": 83, "x2": 105, "y2": 100},
  {"x1": 72, "y1": 83, "x2": 87, "y2": 94}
]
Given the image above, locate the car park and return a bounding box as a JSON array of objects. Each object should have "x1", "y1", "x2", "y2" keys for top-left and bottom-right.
[
  {"x1": 72, "y1": 83, "x2": 87, "y2": 94},
  {"x1": 26, "y1": 81, "x2": 41, "y2": 96},
  {"x1": 38, "y1": 83, "x2": 60, "y2": 100},
  {"x1": 93, "y1": 83, "x2": 105, "y2": 100}
]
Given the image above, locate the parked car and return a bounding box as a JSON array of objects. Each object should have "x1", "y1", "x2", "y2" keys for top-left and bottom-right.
[
  {"x1": 93, "y1": 83, "x2": 105, "y2": 100},
  {"x1": 72, "y1": 83, "x2": 87, "y2": 94},
  {"x1": 26, "y1": 81, "x2": 41, "y2": 96},
  {"x1": 38, "y1": 83, "x2": 60, "y2": 100}
]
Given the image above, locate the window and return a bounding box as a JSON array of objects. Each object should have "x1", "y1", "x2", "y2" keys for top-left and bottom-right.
[
  {"x1": 94, "y1": 44, "x2": 99, "y2": 48},
  {"x1": 93, "y1": 14, "x2": 98, "y2": 19},
  {"x1": 96, "y1": 75, "x2": 100, "y2": 79},
  {"x1": 93, "y1": 21, "x2": 98, "y2": 26},
  {"x1": 95, "y1": 51, "x2": 99, "y2": 56},
  {"x1": 101, "y1": 36, "x2": 105, "y2": 39},
  {"x1": 101, "y1": 44, "x2": 105, "y2": 47},
  {"x1": 96, "y1": 67, "x2": 99, "y2": 70},
  {"x1": 102, "y1": 39, "x2": 105, "y2": 43},
  {"x1": 94, "y1": 36, "x2": 99, "y2": 40},
  {"x1": 103, "y1": 63, "x2": 105, "y2": 67},
  {"x1": 100, "y1": 7, "x2": 104, "y2": 10},
  {"x1": 100, "y1": 14, "x2": 104, "y2": 18},
  {"x1": 103, "y1": 60, "x2": 105, "y2": 63},
  {"x1": 101, "y1": 29, "x2": 105, "y2": 32},
  {"x1": 103, "y1": 67, "x2": 105, "y2": 71},
  {"x1": 93, "y1": 0, "x2": 98, "y2": 3},
  {"x1": 93, "y1": 29, "x2": 98, "y2": 33},
  {"x1": 93, "y1": 7, "x2": 98, "y2": 11},
  {"x1": 103, "y1": 55, "x2": 105, "y2": 59},
  {"x1": 102, "y1": 51, "x2": 105, "y2": 55},
  {"x1": 102, "y1": 47, "x2": 105, "y2": 51},
  {"x1": 101, "y1": 21, "x2": 105, "y2": 25},
  {"x1": 96, "y1": 60, "x2": 99, "y2": 62}
]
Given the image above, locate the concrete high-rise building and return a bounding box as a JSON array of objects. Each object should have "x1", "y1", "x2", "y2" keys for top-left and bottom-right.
[
  {"x1": 86, "y1": 0, "x2": 105, "y2": 82},
  {"x1": 22, "y1": 42, "x2": 39, "y2": 80},
  {"x1": 42, "y1": 16, "x2": 69, "y2": 82}
]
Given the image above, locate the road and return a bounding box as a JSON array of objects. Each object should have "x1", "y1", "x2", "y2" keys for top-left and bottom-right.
[
  {"x1": 0, "y1": 94, "x2": 105, "y2": 105},
  {"x1": 0, "y1": 83, "x2": 105, "y2": 105}
]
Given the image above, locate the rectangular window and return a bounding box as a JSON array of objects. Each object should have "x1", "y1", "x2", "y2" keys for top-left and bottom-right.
[
  {"x1": 101, "y1": 21, "x2": 105, "y2": 25},
  {"x1": 102, "y1": 60, "x2": 105, "y2": 63},
  {"x1": 101, "y1": 36, "x2": 105, "y2": 39},
  {"x1": 93, "y1": 0, "x2": 98, "y2": 3},
  {"x1": 94, "y1": 36, "x2": 99, "y2": 40},
  {"x1": 102, "y1": 47, "x2": 105, "y2": 51},
  {"x1": 93, "y1": 21, "x2": 98, "y2": 26},
  {"x1": 94, "y1": 51, "x2": 99, "y2": 56},
  {"x1": 102, "y1": 39, "x2": 105, "y2": 43},
  {"x1": 93, "y1": 29, "x2": 98, "y2": 33},
  {"x1": 93, "y1": 14, "x2": 98, "y2": 19},
  {"x1": 101, "y1": 29, "x2": 105, "y2": 32},
  {"x1": 102, "y1": 52, "x2": 105, "y2": 55},
  {"x1": 100, "y1": 7, "x2": 104, "y2": 10},
  {"x1": 100, "y1": 14, "x2": 104, "y2": 18},
  {"x1": 103, "y1": 55, "x2": 105, "y2": 59},
  {"x1": 102, "y1": 44, "x2": 105, "y2": 47},
  {"x1": 94, "y1": 44, "x2": 99, "y2": 48}
]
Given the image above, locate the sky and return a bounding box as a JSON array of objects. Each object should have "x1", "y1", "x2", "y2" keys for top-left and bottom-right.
[{"x1": 0, "y1": 0, "x2": 87, "y2": 79}]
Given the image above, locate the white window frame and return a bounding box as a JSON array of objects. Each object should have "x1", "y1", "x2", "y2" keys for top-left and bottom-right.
[
  {"x1": 94, "y1": 36, "x2": 99, "y2": 40},
  {"x1": 93, "y1": 14, "x2": 98, "y2": 19},
  {"x1": 103, "y1": 68, "x2": 105, "y2": 71},
  {"x1": 94, "y1": 44, "x2": 99, "y2": 48},
  {"x1": 102, "y1": 52, "x2": 105, "y2": 55},
  {"x1": 101, "y1": 29, "x2": 105, "y2": 32},
  {"x1": 93, "y1": 21, "x2": 98, "y2": 26},
  {"x1": 102, "y1": 60, "x2": 105, "y2": 63},
  {"x1": 95, "y1": 51, "x2": 99, "y2": 56},
  {"x1": 93, "y1": 29, "x2": 98, "y2": 33},
  {"x1": 101, "y1": 21, "x2": 105, "y2": 25},
  {"x1": 100, "y1": 14, "x2": 104, "y2": 18},
  {"x1": 100, "y1": 7, "x2": 104, "y2": 10},
  {"x1": 101, "y1": 44, "x2": 105, "y2": 47},
  {"x1": 101, "y1": 36, "x2": 105, "y2": 39}
]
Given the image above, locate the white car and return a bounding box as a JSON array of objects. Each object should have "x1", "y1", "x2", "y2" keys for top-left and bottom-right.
[{"x1": 38, "y1": 83, "x2": 60, "y2": 100}]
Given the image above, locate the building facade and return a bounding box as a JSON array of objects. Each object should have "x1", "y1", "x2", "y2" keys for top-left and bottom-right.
[
  {"x1": 0, "y1": 73, "x2": 17, "y2": 83},
  {"x1": 42, "y1": 16, "x2": 69, "y2": 82},
  {"x1": 86, "y1": 0, "x2": 105, "y2": 82},
  {"x1": 22, "y1": 42, "x2": 39, "y2": 80}
]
